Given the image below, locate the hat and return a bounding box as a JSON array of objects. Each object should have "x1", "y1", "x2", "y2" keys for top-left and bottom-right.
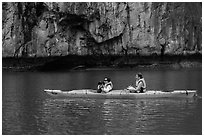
[
  {"x1": 104, "y1": 78, "x2": 108, "y2": 81},
  {"x1": 104, "y1": 77, "x2": 111, "y2": 82}
]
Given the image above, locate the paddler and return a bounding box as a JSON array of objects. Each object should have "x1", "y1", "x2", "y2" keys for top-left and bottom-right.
[
  {"x1": 127, "y1": 73, "x2": 146, "y2": 93},
  {"x1": 102, "y1": 77, "x2": 113, "y2": 93}
]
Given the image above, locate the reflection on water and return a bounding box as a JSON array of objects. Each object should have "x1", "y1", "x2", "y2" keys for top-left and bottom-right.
[
  {"x1": 39, "y1": 98, "x2": 201, "y2": 135},
  {"x1": 2, "y1": 68, "x2": 202, "y2": 134}
]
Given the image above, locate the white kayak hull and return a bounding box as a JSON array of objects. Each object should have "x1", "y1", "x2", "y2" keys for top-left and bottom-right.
[{"x1": 44, "y1": 89, "x2": 197, "y2": 99}]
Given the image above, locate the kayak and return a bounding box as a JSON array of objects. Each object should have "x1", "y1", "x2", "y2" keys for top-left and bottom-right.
[{"x1": 44, "y1": 89, "x2": 197, "y2": 99}]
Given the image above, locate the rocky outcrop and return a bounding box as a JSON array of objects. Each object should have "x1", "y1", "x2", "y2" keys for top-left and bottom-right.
[{"x1": 2, "y1": 2, "x2": 202, "y2": 57}]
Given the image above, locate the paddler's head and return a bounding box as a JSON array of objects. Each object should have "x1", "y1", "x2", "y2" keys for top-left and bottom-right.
[
  {"x1": 98, "y1": 81, "x2": 103, "y2": 85},
  {"x1": 135, "y1": 73, "x2": 143, "y2": 80},
  {"x1": 104, "y1": 77, "x2": 110, "y2": 83}
]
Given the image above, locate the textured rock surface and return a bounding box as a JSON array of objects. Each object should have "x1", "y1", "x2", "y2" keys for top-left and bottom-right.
[{"x1": 2, "y1": 2, "x2": 202, "y2": 57}]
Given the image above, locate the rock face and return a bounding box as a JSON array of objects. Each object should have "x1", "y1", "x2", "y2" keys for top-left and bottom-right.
[{"x1": 2, "y1": 2, "x2": 202, "y2": 57}]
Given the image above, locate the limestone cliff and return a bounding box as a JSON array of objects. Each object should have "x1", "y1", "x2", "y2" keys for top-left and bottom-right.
[{"x1": 2, "y1": 2, "x2": 202, "y2": 57}]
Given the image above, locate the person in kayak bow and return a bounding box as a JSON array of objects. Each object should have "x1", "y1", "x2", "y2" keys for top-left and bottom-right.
[
  {"x1": 127, "y1": 73, "x2": 146, "y2": 93},
  {"x1": 102, "y1": 77, "x2": 113, "y2": 93}
]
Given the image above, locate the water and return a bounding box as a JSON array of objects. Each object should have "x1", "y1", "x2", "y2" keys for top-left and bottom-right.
[{"x1": 2, "y1": 68, "x2": 202, "y2": 135}]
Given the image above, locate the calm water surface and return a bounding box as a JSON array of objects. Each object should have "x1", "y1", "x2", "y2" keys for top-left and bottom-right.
[{"x1": 2, "y1": 68, "x2": 202, "y2": 135}]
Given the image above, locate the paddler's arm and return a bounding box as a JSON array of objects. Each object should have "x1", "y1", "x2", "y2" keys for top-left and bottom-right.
[
  {"x1": 110, "y1": 82, "x2": 113, "y2": 89},
  {"x1": 135, "y1": 82, "x2": 143, "y2": 92}
]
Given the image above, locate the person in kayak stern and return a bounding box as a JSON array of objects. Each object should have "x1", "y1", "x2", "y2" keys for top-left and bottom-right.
[
  {"x1": 127, "y1": 73, "x2": 146, "y2": 93},
  {"x1": 135, "y1": 73, "x2": 146, "y2": 93},
  {"x1": 102, "y1": 77, "x2": 113, "y2": 93}
]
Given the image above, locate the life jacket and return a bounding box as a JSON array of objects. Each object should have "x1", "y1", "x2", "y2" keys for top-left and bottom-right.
[
  {"x1": 104, "y1": 81, "x2": 113, "y2": 92},
  {"x1": 136, "y1": 78, "x2": 146, "y2": 92},
  {"x1": 106, "y1": 81, "x2": 113, "y2": 87}
]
